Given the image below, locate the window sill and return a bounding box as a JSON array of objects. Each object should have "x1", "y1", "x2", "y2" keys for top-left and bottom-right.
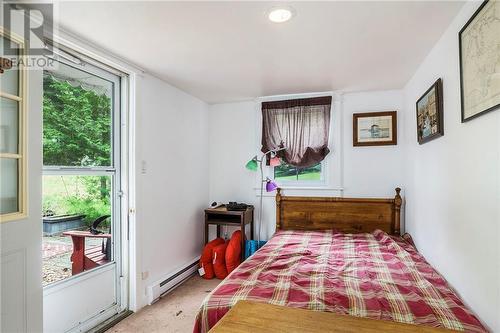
[{"x1": 253, "y1": 186, "x2": 344, "y2": 197}]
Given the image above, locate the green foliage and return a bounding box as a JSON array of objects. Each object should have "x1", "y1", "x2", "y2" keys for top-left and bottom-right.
[
  {"x1": 43, "y1": 75, "x2": 111, "y2": 167},
  {"x1": 274, "y1": 162, "x2": 321, "y2": 181},
  {"x1": 42, "y1": 176, "x2": 111, "y2": 227},
  {"x1": 79, "y1": 176, "x2": 111, "y2": 201},
  {"x1": 42, "y1": 73, "x2": 113, "y2": 227},
  {"x1": 65, "y1": 197, "x2": 111, "y2": 228}
]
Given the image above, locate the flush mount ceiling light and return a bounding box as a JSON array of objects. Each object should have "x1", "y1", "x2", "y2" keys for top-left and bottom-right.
[{"x1": 267, "y1": 6, "x2": 295, "y2": 23}]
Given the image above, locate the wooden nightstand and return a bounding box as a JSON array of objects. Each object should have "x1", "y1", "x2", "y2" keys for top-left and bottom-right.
[{"x1": 204, "y1": 206, "x2": 254, "y2": 260}]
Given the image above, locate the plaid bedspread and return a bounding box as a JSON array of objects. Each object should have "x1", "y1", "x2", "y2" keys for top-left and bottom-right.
[{"x1": 193, "y1": 230, "x2": 487, "y2": 332}]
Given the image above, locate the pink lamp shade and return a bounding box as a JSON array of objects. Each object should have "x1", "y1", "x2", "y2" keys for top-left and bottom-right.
[
  {"x1": 269, "y1": 156, "x2": 281, "y2": 167},
  {"x1": 265, "y1": 178, "x2": 278, "y2": 192}
]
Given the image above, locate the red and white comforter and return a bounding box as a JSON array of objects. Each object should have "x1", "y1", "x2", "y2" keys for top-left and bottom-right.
[{"x1": 193, "y1": 229, "x2": 487, "y2": 332}]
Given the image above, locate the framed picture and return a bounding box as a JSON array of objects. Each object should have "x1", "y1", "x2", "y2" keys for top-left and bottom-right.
[
  {"x1": 459, "y1": 0, "x2": 500, "y2": 122},
  {"x1": 353, "y1": 111, "x2": 397, "y2": 146},
  {"x1": 416, "y1": 78, "x2": 444, "y2": 144}
]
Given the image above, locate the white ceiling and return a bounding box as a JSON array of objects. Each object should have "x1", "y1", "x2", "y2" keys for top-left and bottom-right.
[{"x1": 53, "y1": 1, "x2": 464, "y2": 104}]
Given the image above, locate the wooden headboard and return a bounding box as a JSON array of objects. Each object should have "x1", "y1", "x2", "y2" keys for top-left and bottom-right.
[{"x1": 275, "y1": 188, "x2": 402, "y2": 235}]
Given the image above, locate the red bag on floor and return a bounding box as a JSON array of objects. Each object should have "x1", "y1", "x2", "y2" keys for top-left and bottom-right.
[
  {"x1": 212, "y1": 242, "x2": 228, "y2": 279},
  {"x1": 199, "y1": 238, "x2": 224, "y2": 279},
  {"x1": 225, "y1": 230, "x2": 242, "y2": 274}
]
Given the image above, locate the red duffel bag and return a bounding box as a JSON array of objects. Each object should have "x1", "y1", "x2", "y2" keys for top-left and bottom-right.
[
  {"x1": 199, "y1": 238, "x2": 224, "y2": 279},
  {"x1": 225, "y1": 230, "x2": 242, "y2": 274},
  {"x1": 213, "y1": 242, "x2": 228, "y2": 279}
]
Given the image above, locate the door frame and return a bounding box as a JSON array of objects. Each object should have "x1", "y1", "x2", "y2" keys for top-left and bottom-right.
[
  {"x1": 42, "y1": 40, "x2": 132, "y2": 331},
  {"x1": 50, "y1": 28, "x2": 140, "y2": 312}
]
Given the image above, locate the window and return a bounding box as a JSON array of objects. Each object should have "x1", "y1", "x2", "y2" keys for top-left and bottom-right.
[
  {"x1": 0, "y1": 32, "x2": 26, "y2": 221},
  {"x1": 274, "y1": 162, "x2": 322, "y2": 182},
  {"x1": 261, "y1": 96, "x2": 332, "y2": 187}
]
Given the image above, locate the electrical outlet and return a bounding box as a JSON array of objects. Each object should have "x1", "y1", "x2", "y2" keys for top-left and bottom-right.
[
  {"x1": 141, "y1": 271, "x2": 149, "y2": 280},
  {"x1": 141, "y1": 160, "x2": 147, "y2": 174}
]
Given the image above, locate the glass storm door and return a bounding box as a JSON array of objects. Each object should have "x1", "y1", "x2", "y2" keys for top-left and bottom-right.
[{"x1": 42, "y1": 48, "x2": 125, "y2": 332}]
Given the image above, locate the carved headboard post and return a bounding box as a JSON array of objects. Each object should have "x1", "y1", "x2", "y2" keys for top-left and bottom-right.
[
  {"x1": 275, "y1": 188, "x2": 282, "y2": 231},
  {"x1": 394, "y1": 187, "x2": 402, "y2": 235}
]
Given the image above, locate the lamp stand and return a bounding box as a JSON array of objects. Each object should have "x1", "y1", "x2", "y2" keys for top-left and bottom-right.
[
  {"x1": 245, "y1": 146, "x2": 286, "y2": 251},
  {"x1": 258, "y1": 157, "x2": 264, "y2": 244}
]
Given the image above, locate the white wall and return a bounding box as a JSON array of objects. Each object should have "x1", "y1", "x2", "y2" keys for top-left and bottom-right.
[
  {"x1": 133, "y1": 73, "x2": 209, "y2": 309},
  {"x1": 208, "y1": 90, "x2": 405, "y2": 241},
  {"x1": 342, "y1": 90, "x2": 405, "y2": 198},
  {"x1": 0, "y1": 71, "x2": 44, "y2": 332},
  {"x1": 402, "y1": 1, "x2": 499, "y2": 331},
  {"x1": 208, "y1": 101, "x2": 255, "y2": 204}
]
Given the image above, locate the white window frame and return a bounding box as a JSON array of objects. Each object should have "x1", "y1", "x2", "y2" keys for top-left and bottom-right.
[
  {"x1": 256, "y1": 92, "x2": 343, "y2": 193},
  {"x1": 41, "y1": 42, "x2": 124, "y2": 287},
  {"x1": 0, "y1": 28, "x2": 27, "y2": 222}
]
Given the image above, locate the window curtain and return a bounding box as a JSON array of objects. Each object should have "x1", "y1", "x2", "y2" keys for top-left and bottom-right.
[{"x1": 261, "y1": 96, "x2": 332, "y2": 168}]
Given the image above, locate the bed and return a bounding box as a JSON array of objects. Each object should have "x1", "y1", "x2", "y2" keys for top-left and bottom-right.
[{"x1": 193, "y1": 188, "x2": 486, "y2": 332}]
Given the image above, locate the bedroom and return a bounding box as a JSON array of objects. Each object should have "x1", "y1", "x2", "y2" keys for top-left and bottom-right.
[{"x1": 0, "y1": 1, "x2": 498, "y2": 333}]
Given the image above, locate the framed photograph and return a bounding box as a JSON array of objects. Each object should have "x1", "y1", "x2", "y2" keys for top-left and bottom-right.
[
  {"x1": 416, "y1": 78, "x2": 444, "y2": 144},
  {"x1": 459, "y1": 0, "x2": 500, "y2": 122},
  {"x1": 353, "y1": 111, "x2": 397, "y2": 146}
]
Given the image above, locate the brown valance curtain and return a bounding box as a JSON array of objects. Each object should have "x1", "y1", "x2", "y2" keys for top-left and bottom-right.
[{"x1": 261, "y1": 96, "x2": 332, "y2": 168}]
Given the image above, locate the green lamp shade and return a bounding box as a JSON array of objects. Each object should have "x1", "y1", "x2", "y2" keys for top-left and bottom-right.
[{"x1": 245, "y1": 158, "x2": 258, "y2": 171}]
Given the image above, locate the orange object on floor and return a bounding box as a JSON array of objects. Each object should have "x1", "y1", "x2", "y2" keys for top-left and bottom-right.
[
  {"x1": 213, "y1": 242, "x2": 228, "y2": 279},
  {"x1": 225, "y1": 230, "x2": 242, "y2": 274},
  {"x1": 200, "y1": 237, "x2": 225, "y2": 279}
]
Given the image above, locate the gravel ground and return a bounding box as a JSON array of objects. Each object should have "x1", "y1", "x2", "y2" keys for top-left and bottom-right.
[{"x1": 43, "y1": 252, "x2": 73, "y2": 286}]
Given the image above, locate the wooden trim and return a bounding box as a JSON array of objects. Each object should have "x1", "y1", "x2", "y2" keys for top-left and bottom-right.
[
  {"x1": 353, "y1": 111, "x2": 397, "y2": 146},
  {"x1": 0, "y1": 153, "x2": 22, "y2": 159},
  {"x1": 0, "y1": 91, "x2": 22, "y2": 101},
  {"x1": 0, "y1": 29, "x2": 27, "y2": 223},
  {"x1": 275, "y1": 188, "x2": 402, "y2": 235},
  {"x1": 394, "y1": 187, "x2": 402, "y2": 235},
  {"x1": 0, "y1": 26, "x2": 25, "y2": 46},
  {"x1": 276, "y1": 188, "x2": 282, "y2": 232},
  {"x1": 0, "y1": 211, "x2": 28, "y2": 223},
  {"x1": 21, "y1": 37, "x2": 28, "y2": 222}
]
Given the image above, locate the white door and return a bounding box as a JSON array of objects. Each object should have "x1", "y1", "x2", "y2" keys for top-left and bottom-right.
[
  {"x1": 41, "y1": 45, "x2": 127, "y2": 332},
  {"x1": 1, "y1": 31, "x2": 44, "y2": 333}
]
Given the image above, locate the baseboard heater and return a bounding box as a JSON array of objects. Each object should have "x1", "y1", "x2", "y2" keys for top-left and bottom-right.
[{"x1": 147, "y1": 258, "x2": 199, "y2": 305}]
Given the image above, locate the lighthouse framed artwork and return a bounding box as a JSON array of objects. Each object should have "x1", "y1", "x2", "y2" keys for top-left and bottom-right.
[{"x1": 353, "y1": 111, "x2": 397, "y2": 146}]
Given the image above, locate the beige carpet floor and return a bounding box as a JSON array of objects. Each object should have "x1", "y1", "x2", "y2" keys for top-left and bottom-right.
[{"x1": 107, "y1": 275, "x2": 221, "y2": 333}]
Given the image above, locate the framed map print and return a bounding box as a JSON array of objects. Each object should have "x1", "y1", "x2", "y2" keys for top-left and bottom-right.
[
  {"x1": 353, "y1": 111, "x2": 397, "y2": 146},
  {"x1": 459, "y1": 0, "x2": 500, "y2": 122},
  {"x1": 416, "y1": 78, "x2": 444, "y2": 144}
]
